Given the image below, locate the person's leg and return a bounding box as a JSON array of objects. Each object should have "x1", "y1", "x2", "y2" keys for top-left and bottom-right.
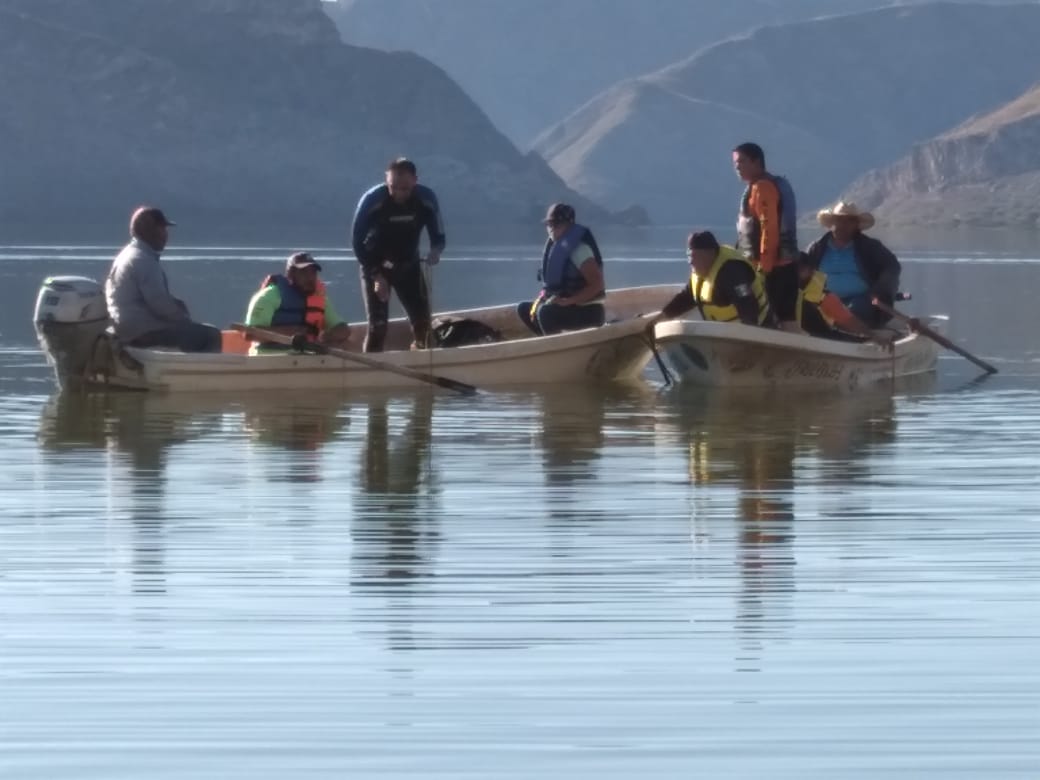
[
  {"x1": 392, "y1": 264, "x2": 432, "y2": 348},
  {"x1": 179, "y1": 321, "x2": 223, "y2": 353},
  {"x1": 536, "y1": 302, "x2": 605, "y2": 335},
  {"x1": 360, "y1": 268, "x2": 390, "y2": 353},
  {"x1": 765, "y1": 263, "x2": 801, "y2": 332},
  {"x1": 131, "y1": 321, "x2": 221, "y2": 352},
  {"x1": 516, "y1": 301, "x2": 542, "y2": 335},
  {"x1": 843, "y1": 293, "x2": 880, "y2": 326}
]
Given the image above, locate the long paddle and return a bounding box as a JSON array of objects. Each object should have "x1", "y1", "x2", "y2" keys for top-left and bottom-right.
[
  {"x1": 642, "y1": 333, "x2": 674, "y2": 386},
  {"x1": 872, "y1": 299, "x2": 997, "y2": 375},
  {"x1": 231, "y1": 324, "x2": 479, "y2": 396}
]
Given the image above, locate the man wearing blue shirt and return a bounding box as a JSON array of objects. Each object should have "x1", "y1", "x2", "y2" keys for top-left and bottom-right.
[
  {"x1": 351, "y1": 158, "x2": 445, "y2": 352},
  {"x1": 804, "y1": 202, "x2": 901, "y2": 326}
]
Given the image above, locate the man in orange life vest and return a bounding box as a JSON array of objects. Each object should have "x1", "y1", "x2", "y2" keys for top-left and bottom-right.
[
  {"x1": 733, "y1": 142, "x2": 802, "y2": 333},
  {"x1": 244, "y1": 252, "x2": 351, "y2": 352}
]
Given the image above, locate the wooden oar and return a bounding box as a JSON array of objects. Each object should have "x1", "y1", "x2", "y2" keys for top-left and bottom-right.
[
  {"x1": 872, "y1": 299, "x2": 997, "y2": 375},
  {"x1": 231, "y1": 324, "x2": 479, "y2": 396}
]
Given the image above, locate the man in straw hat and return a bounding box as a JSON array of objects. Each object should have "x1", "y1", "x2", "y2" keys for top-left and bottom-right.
[{"x1": 805, "y1": 201, "x2": 901, "y2": 327}]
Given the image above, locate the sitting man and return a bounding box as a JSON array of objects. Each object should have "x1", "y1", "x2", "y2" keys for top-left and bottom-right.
[
  {"x1": 517, "y1": 203, "x2": 606, "y2": 336},
  {"x1": 796, "y1": 253, "x2": 891, "y2": 346},
  {"x1": 645, "y1": 230, "x2": 772, "y2": 335},
  {"x1": 244, "y1": 252, "x2": 351, "y2": 353},
  {"x1": 805, "y1": 201, "x2": 901, "y2": 327},
  {"x1": 105, "y1": 206, "x2": 222, "y2": 352}
]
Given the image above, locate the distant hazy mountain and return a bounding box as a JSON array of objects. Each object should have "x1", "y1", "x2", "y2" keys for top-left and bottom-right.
[
  {"x1": 531, "y1": 2, "x2": 1040, "y2": 226},
  {"x1": 324, "y1": 0, "x2": 1023, "y2": 147},
  {"x1": 842, "y1": 83, "x2": 1040, "y2": 226},
  {"x1": 0, "y1": 0, "x2": 614, "y2": 237}
]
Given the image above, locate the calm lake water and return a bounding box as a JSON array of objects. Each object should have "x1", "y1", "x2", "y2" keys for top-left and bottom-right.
[{"x1": 1, "y1": 236, "x2": 1039, "y2": 778}]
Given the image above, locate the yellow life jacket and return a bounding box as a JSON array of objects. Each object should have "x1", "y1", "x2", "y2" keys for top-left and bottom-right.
[
  {"x1": 797, "y1": 270, "x2": 835, "y2": 328},
  {"x1": 691, "y1": 245, "x2": 771, "y2": 324}
]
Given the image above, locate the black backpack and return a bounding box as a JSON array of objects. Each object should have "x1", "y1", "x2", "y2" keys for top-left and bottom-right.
[{"x1": 431, "y1": 317, "x2": 503, "y2": 348}]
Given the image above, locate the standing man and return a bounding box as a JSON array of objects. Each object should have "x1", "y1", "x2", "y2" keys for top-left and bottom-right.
[
  {"x1": 351, "y1": 158, "x2": 445, "y2": 352},
  {"x1": 517, "y1": 203, "x2": 606, "y2": 336},
  {"x1": 105, "y1": 206, "x2": 222, "y2": 352},
  {"x1": 733, "y1": 142, "x2": 801, "y2": 332}
]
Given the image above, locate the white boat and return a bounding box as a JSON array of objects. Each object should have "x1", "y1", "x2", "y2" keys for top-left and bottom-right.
[
  {"x1": 652, "y1": 318, "x2": 941, "y2": 389},
  {"x1": 34, "y1": 276, "x2": 672, "y2": 393}
]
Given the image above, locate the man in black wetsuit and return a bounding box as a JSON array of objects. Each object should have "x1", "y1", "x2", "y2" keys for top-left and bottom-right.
[{"x1": 351, "y1": 157, "x2": 446, "y2": 352}]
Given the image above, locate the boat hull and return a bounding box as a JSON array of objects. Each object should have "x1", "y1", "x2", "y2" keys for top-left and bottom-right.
[
  {"x1": 653, "y1": 319, "x2": 940, "y2": 389},
  {"x1": 53, "y1": 285, "x2": 673, "y2": 393}
]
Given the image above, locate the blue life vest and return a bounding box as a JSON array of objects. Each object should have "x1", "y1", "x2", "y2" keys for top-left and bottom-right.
[
  {"x1": 539, "y1": 224, "x2": 604, "y2": 298},
  {"x1": 266, "y1": 275, "x2": 327, "y2": 333}
]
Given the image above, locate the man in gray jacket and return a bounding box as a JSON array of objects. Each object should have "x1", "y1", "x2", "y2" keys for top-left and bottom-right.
[{"x1": 105, "y1": 206, "x2": 222, "y2": 352}]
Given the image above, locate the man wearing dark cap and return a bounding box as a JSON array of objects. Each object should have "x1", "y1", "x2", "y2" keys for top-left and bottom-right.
[
  {"x1": 243, "y1": 252, "x2": 352, "y2": 353},
  {"x1": 351, "y1": 157, "x2": 446, "y2": 352},
  {"x1": 104, "y1": 206, "x2": 222, "y2": 352},
  {"x1": 645, "y1": 230, "x2": 772, "y2": 334},
  {"x1": 517, "y1": 203, "x2": 606, "y2": 336}
]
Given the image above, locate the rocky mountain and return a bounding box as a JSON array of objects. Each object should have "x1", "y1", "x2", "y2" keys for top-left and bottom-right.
[
  {"x1": 0, "y1": 0, "x2": 613, "y2": 239},
  {"x1": 531, "y1": 2, "x2": 1040, "y2": 226},
  {"x1": 325, "y1": 0, "x2": 1023, "y2": 147},
  {"x1": 842, "y1": 83, "x2": 1040, "y2": 226}
]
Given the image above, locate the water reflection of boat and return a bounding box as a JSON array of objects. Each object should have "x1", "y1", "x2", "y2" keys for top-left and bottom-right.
[
  {"x1": 537, "y1": 384, "x2": 655, "y2": 482},
  {"x1": 660, "y1": 379, "x2": 926, "y2": 669},
  {"x1": 37, "y1": 390, "x2": 351, "y2": 454},
  {"x1": 37, "y1": 391, "x2": 352, "y2": 593}
]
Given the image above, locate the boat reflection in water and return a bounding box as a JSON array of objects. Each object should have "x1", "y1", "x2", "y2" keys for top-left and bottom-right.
[
  {"x1": 659, "y1": 373, "x2": 936, "y2": 670},
  {"x1": 36, "y1": 391, "x2": 351, "y2": 598}
]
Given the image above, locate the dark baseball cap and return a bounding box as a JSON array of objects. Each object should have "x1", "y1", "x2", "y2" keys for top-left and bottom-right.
[
  {"x1": 543, "y1": 203, "x2": 576, "y2": 224},
  {"x1": 131, "y1": 206, "x2": 176, "y2": 227},
  {"x1": 687, "y1": 230, "x2": 720, "y2": 251},
  {"x1": 286, "y1": 252, "x2": 322, "y2": 272}
]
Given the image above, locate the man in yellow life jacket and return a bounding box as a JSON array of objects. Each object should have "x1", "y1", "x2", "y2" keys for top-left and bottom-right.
[
  {"x1": 646, "y1": 230, "x2": 772, "y2": 335},
  {"x1": 244, "y1": 252, "x2": 351, "y2": 353},
  {"x1": 796, "y1": 253, "x2": 893, "y2": 348}
]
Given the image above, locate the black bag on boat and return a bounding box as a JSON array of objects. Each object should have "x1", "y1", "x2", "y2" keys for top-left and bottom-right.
[{"x1": 431, "y1": 317, "x2": 503, "y2": 348}]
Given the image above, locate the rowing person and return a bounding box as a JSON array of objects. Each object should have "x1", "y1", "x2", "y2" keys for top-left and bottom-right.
[
  {"x1": 645, "y1": 230, "x2": 772, "y2": 337},
  {"x1": 796, "y1": 253, "x2": 893, "y2": 347},
  {"x1": 244, "y1": 252, "x2": 351, "y2": 354}
]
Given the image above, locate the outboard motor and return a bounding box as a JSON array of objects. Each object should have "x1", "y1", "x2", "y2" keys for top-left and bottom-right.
[{"x1": 34, "y1": 276, "x2": 111, "y2": 388}]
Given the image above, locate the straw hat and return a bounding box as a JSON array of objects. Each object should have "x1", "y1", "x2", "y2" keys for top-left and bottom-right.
[{"x1": 817, "y1": 201, "x2": 875, "y2": 231}]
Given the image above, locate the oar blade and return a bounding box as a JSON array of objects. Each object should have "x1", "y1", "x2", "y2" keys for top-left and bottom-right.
[{"x1": 434, "y1": 376, "x2": 478, "y2": 396}]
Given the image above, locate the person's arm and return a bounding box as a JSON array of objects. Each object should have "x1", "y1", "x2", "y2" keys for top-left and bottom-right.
[
  {"x1": 751, "y1": 179, "x2": 780, "y2": 273},
  {"x1": 715, "y1": 262, "x2": 762, "y2": 325},
  {"x1": 351, "y1": 187, "x2": 384, "y2": 275},
  {"x1": 418, "y1": 185, "x2": 446, "y2": 263},
  {"x1": 244, "y1": 285, "x2": 281, "y2": 328},
  {"x1": 644, "y1": 282, "x2": 696, "y2": 337},
  {"x1": 318, "y1": 297, "x2": 351, "y2": 343},
  {"x1": 659, "y1": 283, "x2": 697, "y2": 320},
  {"x1": 865, "y1": 237, "x2": 901, "y2": 302},
  {"x1": 556, "y1": 252, "x2": 604, "y2": 306},
  {"x1": 133, "y1": 256, "x2": 189, "y2": 322}
]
